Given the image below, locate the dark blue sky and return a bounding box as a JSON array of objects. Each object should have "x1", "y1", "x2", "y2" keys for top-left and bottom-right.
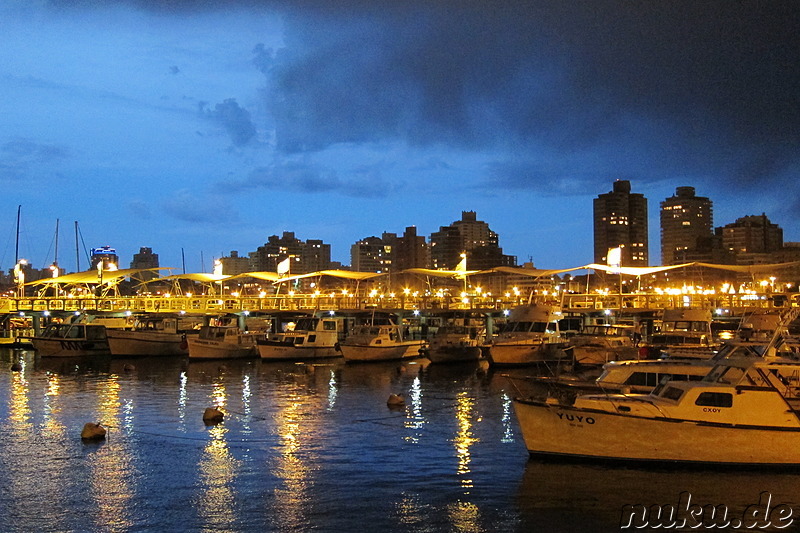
[{"x1": 2, "y1": 1, "x2": 798, "y2": 272}]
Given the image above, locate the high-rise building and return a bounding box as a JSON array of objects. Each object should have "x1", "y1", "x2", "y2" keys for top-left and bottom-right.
[
  {"x1": 429, "y1": 211, "x2": 516, "y2": 270},
  {"x1": 219, "y1": 250, "x2": 251, "y2": 275},
  {"x1": 249, "y1": 232, "x2": 332, "y2": 275},
  {"x1": 593, "y1": 180, "x2": 648, "y2": 266},
  {"x1": 351, "y1": 236, "x2": 392, "y2": 273},
  {"x1": 393, "y1": 226, "x2": 429, "y2": 270},
  {"x1": 660, "y1": 186, "x2": 713, "y2": 265},
  {"x1": 90, "y1": 245, "x2": 119, "y2": 270},
  {"x1": 130, "y1": 246, "x2": 160, "y2": 281},
  {"x1": 720, "y1": 214, "x2": 783, "y2": 261}
]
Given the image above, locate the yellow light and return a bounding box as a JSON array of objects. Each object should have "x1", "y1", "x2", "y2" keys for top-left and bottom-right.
[{"x1": 186, "y1": 292, "x2": 193, "y2": 297}]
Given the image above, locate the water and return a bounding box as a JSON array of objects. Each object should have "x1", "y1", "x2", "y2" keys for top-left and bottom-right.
[{"x1": 3, "y1": 348, "x2": 800, "y2": 532}]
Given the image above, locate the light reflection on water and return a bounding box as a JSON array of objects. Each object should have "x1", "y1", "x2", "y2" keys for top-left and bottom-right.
[{"x1": 8, "y1": 349, "x2": 800, "y2": 532}]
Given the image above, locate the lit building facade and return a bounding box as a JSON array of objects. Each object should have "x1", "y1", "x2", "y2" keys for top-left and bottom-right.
[
  {"x1": 130, "y1": 246, "x2": 160, "y2": 281},
  {"x1": 249, "y1": 232, "x2": 332, "y2": 275},
  {"x1": 660, "y1": 186, "x2": 713, "y2": 265},
  {"x1": 593, "y1": 180, "x2": 648, "y2": 266},
  {"x1": 219, "y1": 250, "x2": 251, "y2": 275},
  {"x1": 429, "y1": 211, "x2": 516, "y2": 270},
  {"x1": 90, "y1": 245, "x2": 119, "y2": 270}
]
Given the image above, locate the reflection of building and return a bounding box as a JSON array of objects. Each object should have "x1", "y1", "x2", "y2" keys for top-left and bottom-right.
[
  {"x1": 219, "y1": 250, "x2": 251, "y2": 275},
  {"x1": 91, "y1": 246, "x2": 119, "y2": 270},
  {"x1": 660, "y1": 187, "x2": 713, "y2": 265},
  {"x1": 430, "y1": 211, "x2": 516, "y2": 270},
  {"x1": 249, "y1": 232, "x2": 332, "y2": 274},
  {"x1": 130, "y1": 247, "x2": 160, "y2": 281},
  {"x1": 593, "y1": 180, "x2": 648, "y2": 266}
]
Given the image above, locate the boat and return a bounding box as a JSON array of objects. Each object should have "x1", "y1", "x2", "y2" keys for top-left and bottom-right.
[
  {"x1": 25, "y1": 323, "x2": 111, "y2": 357},
  {"x1": 187, "y1": 325, "x2": 262, "y2": 360},
  {"x1": 257, "y1": 314, "x2": 344, "y2": 361},
  {"x1": 512, "y1": 355, "x2": 800, "y2": 466},
  {"x1": 423, "y1": 312, "x2": 485, "y2": 364},
  {"x1": 105, "y1": 314, "x2": 201, "y2": 356},
  {"x1": 563, "y1": 324, "x2": 639, "y2": 366},
  {"x1": 339, "y1": 319, "x2": 426, "y2": 363},
  {"x1": 485, "y1": 304, "x2": 567, "y2": 366},
  {"x1": 594, "y1": 307, "x2": 800, "y2": 393},
  {"x1": 642, "y1": 309, "x2": 714, "y2": 359}
]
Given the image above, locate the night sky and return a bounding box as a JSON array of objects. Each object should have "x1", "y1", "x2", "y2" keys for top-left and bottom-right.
[{"x1": 2, "y1": 1, "x2": 798, "y2": 273}]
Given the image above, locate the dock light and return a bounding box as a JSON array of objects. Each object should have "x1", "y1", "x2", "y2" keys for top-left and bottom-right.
[
  {"x1": 403, "y1": 288, "x2": 411, "y2": 295},
  {"x1": 125, "y1": 311, "x2": 132, "y2": 316},
  {"x1": 186, "y1": 292, "x2": 193, "y2": 297},
  {"x1": 413, "y1": 310, "x2": 420, "y2": 316},
  {"x1": 604, "y1": 309, "x2": 612, "y2": 316},
  {"x1": 74, "y1": 311, "x2": 81, "y2": 316},
  {"x1": 259, "y1": 291, "x2": 266, "y2": 298},
  {"x1": 289, "y1": 290, "x2": 295, "y2": 296},
  {"x1": 231, "y1": 291, "x2": 240, "y2": 297},
  {"x1": 243, "y1": 310, "x2": 250, "y2": 316},
  {"x1": 43, "y1": 310, "x2": 50, "y2": 317},
  {"x1": 329, "y1": 311, "x2": 335, "y2": 316},
  {"x1": 18, "y1": 312, "x2": 25, "y2": 317},
  {"x1": 503, "y1": 309, "x2": 510, "y2": 317}
]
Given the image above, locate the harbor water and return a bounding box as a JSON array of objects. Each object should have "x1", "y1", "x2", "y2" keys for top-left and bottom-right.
[{"x1": 3, "y1": 348, "x2": 800, "y2": 532}]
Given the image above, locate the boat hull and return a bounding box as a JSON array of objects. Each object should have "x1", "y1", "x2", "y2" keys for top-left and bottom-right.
[
  {"x1": 29, "y1": 338, "x2": 111, "y2": 357},
  {"x1": 513, "y1": 399, "x2": 800, "y2": 465},
  {"x1": 488, "y1": 342, "x2": 567, "y2": 366},
  {"x1": 258, "y1": 340, "x2": 341, "y2": 361},
  {"x1": 340, "y1": 341, "x2": 425, "y2": 363},
  {"x1": 187, "y1": 338, "x2": 256, "y2": 360},
  {"x1": 106, "y1": 330, "x2": 189, "y2": 356},
  {"x1": 426, "y1": 344, "x2": 482, "y2": 364}
]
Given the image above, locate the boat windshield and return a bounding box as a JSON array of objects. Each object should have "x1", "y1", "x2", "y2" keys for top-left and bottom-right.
[{"x1": 295, "y1": 318, "x2": 319, "y2": 331}]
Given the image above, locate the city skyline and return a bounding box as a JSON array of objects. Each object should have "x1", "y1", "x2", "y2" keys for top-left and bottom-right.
[{"x1": 2, "y1": 2, "x2": 798, "y2": 272}]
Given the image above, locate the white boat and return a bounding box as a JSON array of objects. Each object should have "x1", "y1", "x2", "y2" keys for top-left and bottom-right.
[
  {"x1": 564, "y1": 324, "x2": 639, "y2": 366},
  {"x1": 105, "y1": 315, "x2": 200, "y2": 356},
  {"x1": 643, "y1": 309, "x2": 715, "y2": 359},
  {"x1": 26, "y1": 323, "x2": 111, "y2": 357},
  {"x1": 486, "y1": 304, "x2": 566, "y2": 366},
  {"x1": 257, "y1": 315, "x2": 344, "y2": 361},
  {"x1": 339, "y1": 322, "x2": 426, "y2": 363},
  {"x1": 187, "y1": 325, "x2": 261, "y2": 360},
  {"x1": 513, "y1": 355, "x2": 800, "y2": 466},
  {"x1": 425, "y1": 323, "x2": 484, "y2": 363},
  {"x1": 595, "y1": 307, "x2": 800, "y2": 393}
]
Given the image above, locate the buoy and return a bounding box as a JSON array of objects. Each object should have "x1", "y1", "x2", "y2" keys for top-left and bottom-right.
[
  {"x1": 305, "y1": 364, "x2": 315, "y2": 375},
  {"x1": 81, "y1": 422, "x2": 107, "y2": 441},
  {"x1": 387, "y1": 393, "x2": 405, "y2": 406},
  {"x1": 10, "y1": 362, "x2": 22, "y2": 372},
  {"x1": 123, "y1": 363, "x2": 135, "y2": 372},
  {"x1": 203, "y1": 407, "x2": 224, "y2": 424}
]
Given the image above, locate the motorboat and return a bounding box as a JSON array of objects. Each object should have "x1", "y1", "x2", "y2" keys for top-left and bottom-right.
[
  {"x1": 486, "y1": 304, "x2": 567, "y2": 366},
  {"x1": 643, "y1": 309, "x2": 714, "y2": 359},
  {"x1": 105, "y1": 314, "x2": 201, "y2": 356},
  {"x1": 257, "y1": 315, "x2": 344, "y2": 361},
  {"x1": 25, "y1": 323, "x2": 111, "y2": 357},
  {"x1": 512, "y1": 355, "x2": 800, "y2": 466},
  {"x1": 564, "y1": 324, "x2": 639, "y2": 366},
  {"x1": 424, "y1": 313, "x2": 485, "y2": 364},
  {"x1": 187, "y1": 325, "x2": 262, "y2": 360},
  {"x1": 339, "y1": 321, "x2": 426, "y2": 363}
]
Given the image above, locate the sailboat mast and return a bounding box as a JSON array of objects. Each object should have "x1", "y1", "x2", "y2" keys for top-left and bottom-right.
[
  {"x1": 75, "y1": 221, "x2": 80, "y2": 271},
  {"x1": 54, "y1": 219, "x2": 59, "y2": 266},
  {"x1": 14, "y1": 205, "x2": 20, "y2": 264}
]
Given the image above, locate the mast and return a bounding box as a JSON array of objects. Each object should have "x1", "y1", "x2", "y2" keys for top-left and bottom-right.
[
  {"x1": 14, "y1": 205, "x2": 20, "y2": 264},
  {"x1": 54, "y1": 219, "x2": 59, "y2": 267},
  {"x1": 75, "y1": 221, "x2": 80, "y2": 271}
]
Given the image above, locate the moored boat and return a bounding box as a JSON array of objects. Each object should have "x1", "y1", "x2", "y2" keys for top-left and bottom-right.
[
  {"x1": 486, "y1": 304, "x2": 567, "y2": 366},
  {"x1": 513, "y1": 356, "x2": 800, "y2": 466},
  {"x1": 25, "y1": 323, "x2": 111, "y2": 357},
  {"x1": 340, "y1": 322, "x2": 426, "y2": 363},
  {"x1": 187, "y1": 325, "x2": 262, "y2": 360},
  {"x1": 257, "y1": 314, "x2": 344, "y2": 361},
  {"x1": 105, "y1": 314, "x2": 200, "y2": 356},
  {"x1": 564, "y1": 324, "x2": 639, "y2": 366}
]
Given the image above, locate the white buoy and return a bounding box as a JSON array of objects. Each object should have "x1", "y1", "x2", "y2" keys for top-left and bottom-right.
[
  {"x1": 81, "y1": 422, "x2": 107, "y2": 441},
  {"x1": 387, "y1": 393, "x2": 405, "y2": 406},
  {"x1": 203, "y1": 407, "x2": 224, "y2": 424}
]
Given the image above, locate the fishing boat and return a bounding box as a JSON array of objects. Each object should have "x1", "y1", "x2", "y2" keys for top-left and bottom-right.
[
  {"x1": 485, "y1": 304, "x2": 567, "y2": 366},
  {"x1": 187, "y1": 325, "x2": 262, "y2": 360},
  {"x1": 25, "y1": 323, "x2": 111, "y2": 357},
  {"x1": 339, "y1": 319, "x2": 426, "y2": 363},
  {"x1": 564, "y1": 324, "x2": 639, "y2": 366},
  {"x1": 257, "y1": 314, "x2": 344, "y2": 361},
  {"x1": 512, "y1": 355, "x2": 800, "y2": 466},
  {"x1": 105, "y1": 314, "x2": 201, "y2": 356}
]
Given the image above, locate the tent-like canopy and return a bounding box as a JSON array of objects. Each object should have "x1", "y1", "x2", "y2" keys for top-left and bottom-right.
[
  {"x1": 25, "y1": 267, "x2": 169, "y2": 286},
  {"x1": 274, "y1": 269, "x2": 386, "y2": 283}
]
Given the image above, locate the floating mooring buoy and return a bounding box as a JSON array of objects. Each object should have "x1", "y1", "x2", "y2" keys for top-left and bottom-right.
[
  {"x1": 203, "y1": 407, "x2": 224, "y2": 424},
  {"x1": 10, "y1": 362, "x2": 22, "y2": 372},
  {"x1": 387, "y1": 393, "x2": 405, "y2": 407},
  {"x1": 81, "y1": 422, "x2": 107, "y2": 441},
  {"x1": 123, "y1": 363, "x2": 136, "y2": 372}
]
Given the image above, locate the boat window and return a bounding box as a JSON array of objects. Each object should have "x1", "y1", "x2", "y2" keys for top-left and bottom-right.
[
  {"x1": 323, "y1": 321, "x2": 337, "y2": 331},
  {"x1": 307, "y1": 335, "x2": 316, "y2": 343},
  {"x1": 695, "y1": 392, "x2": 732, "y2": 408},
  {"x1": 66, "y1": 326, "x2": 83, "y2": 339},
  {"x1": 661, "y1": 386, "x2": 684, "y2": 401},
  {"x1": 626, "y1": 372, "x2": 662, "y2": 388},
  {"x1": 295, "y1": 337, "x2": 305, "y2": 345}
]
